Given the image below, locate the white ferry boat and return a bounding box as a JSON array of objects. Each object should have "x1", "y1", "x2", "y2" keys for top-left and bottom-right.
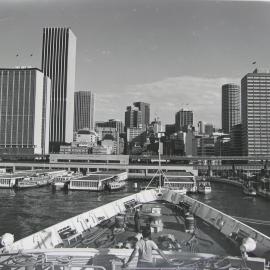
[
  {"x1": 242, "y1": 181, "x2": 257, "y2": 196},
  {"x1": 257, "y1": 177, "x2": 270, "y2": 199},
  {"x1": 0, "y1": 174, "x2": 25, "y2": 189},
  {"x1": 69, "y1": 171, "x2": 128, "y2": 191},
  {"x1": 197, "y1": 181, "x2": 212, "y2": 194},
  {"x1": 52, "y1": 172, "x2": 82, "y2": 190},
  {"x1": 16, "y1": 174, "x2": 51, "y2": 189}
]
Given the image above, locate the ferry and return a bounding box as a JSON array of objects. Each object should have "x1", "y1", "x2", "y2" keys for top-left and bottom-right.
[
  {"x1": 257, "y1": 177, "x2": 270, "y2": 199},
  {"x1": 69, "y1": 171, "x2": 128, "y2": 191},
  {"x1": 52, "y1": 172, "x2": 82, "y2": 190},
  {"x1": 242, "y1": 181, "x2": 257, "y2": 196},
  {"x1": 0, "y1": 174, "x2": 25, "y2": 189},
  {"x1": 197, "y1": 181, "x2": 212, "y2": 194},
  {"x1": 15, "y1": 174, "x2": 51, "y2": 189}
]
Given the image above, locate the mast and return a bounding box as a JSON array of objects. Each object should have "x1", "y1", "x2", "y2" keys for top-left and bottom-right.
[{"x1": 158, "y1": 132, "x2": 162, "y2": 188}]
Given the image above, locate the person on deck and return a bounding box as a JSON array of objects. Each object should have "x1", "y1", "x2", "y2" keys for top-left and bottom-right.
[
  {"x1": 134, "y1": 208, "x2": 141, "y2": 233},
  {"x1": 124, "y1": 229, "x2": 171, "y2": 268}
]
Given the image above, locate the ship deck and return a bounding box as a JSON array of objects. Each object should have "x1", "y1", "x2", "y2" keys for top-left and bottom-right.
[
  {"x1": 69, "y1": 201, "x2": 240, "y2": 255},
  {"x1": 0, "y1": 201, "x2": 266, "y2": 270}
]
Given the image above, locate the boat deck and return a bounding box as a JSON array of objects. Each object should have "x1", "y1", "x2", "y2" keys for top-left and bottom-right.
[
  {"x1": 69, "y1": 202, "x2": 239, "y2": 255},
  {"x1": 0, "y1": 201, "x2": 266, "y2": 270}
]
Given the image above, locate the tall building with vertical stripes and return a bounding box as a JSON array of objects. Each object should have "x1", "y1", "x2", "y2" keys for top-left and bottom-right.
[
  {"x1": 175, "y1": 109, "x2": 193, "y2": 132},
  {"x1": 222, "y1": 83, "x2": 240, "y2": 134},
  {"x1": 42, "y1": 27, "x2": 76, "y2": 150},
  {"x1": 74, "y1": 91, "x2": 95, "y2": 132},
  {"x1": 241, "y1": 69, "x2": 270, "y2": 156},
  {"x1": 0, "y1": 68, "x2": 51, "y2": 155}
]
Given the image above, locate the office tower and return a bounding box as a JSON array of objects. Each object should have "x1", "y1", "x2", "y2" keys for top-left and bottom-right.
[
  {"x1": 198, "y1": 121, "x2": 205, "y2": 134},
  {"x1": 165, "y1": 124, "x2": 175, "y2": 136},
  {"x1": 95, "y1": 119, "x2": 124, "y2": 134},
  {"x1": 42, "y1": 27, "x2": 76, "y2": 149},
  {"x1": 230, "y1": 124, "x2": 242, "y2": 156},
  {"x1": 74, "y1": 91, "x2": 95, "y2": 132},
  {"x1": 222, "y1": 83, "x2": 240, "y2": 134},
  {"x1": 175, "y1": 109, "x2": 193, "y2": 132},
  {"x1": 0, "y1": 68, "x2": 51, "y2": 155},
  {"x1": 125, "y1": 106, "x2": 143, "y2": 129},
  {"x1": 205, "y1": 123, "x2": 214, "y2": 136},
  {"x1": 133, "y1": 102, "x2": 150, "y2": 128},
  {"x1": 241, "y1": 69, "x2": 270, "y2": 156}
]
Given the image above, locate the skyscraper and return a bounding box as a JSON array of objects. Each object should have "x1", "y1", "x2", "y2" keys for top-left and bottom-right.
[
  {"x1": 95, "y1": 119, "x2": 124, "y2": 134},
  {"x1": 0, "y1": 68, "x2": 51, "y2": 155},
  {"x1": 133, "y1": 102, "x2": 150, "y2": 128},
  {"x1": 74, "y1": 91, "x2": 95, "y2": 132},
  {"x1": 125, "y1": 106, "x2": 143, "y2": 129},
  {"x1": 222, "y1": 83, "x2": 240, "y2": 134},
  {"x1": 42, "y1": 27, "x2": 76, "y2": 149},
  {"x1": 175, "y1": 109, "x2": 193, "y2": 132},
  {"x1": 241, "y1": 69, "x2": 270, "y2": 156}
]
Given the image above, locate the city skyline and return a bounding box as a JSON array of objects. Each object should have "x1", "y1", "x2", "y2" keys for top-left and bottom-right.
[{"x1": 0, "y1": 1, "x2": 270, "y2": 126}]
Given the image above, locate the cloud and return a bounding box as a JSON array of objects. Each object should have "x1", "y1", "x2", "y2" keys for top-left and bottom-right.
[{"x1": 95, "y1": 75, "x2": 240, "y2": 128}]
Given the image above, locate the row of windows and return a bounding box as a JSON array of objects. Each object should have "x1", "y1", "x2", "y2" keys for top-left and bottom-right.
[
  {"x1": 0, "y1": 179, "x2": 11, "y2": 185},
  {"x1": 71, "y1": 181, "x2": 98, "y2": 188}
]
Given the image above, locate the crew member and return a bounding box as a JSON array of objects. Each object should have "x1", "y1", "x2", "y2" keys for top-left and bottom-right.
[
  {"x1": 124, "y1": 229, "x2": 171, "y2": 268},
  {"x1": 134, "y1": 208, "x2": 141, "y2": 233}
]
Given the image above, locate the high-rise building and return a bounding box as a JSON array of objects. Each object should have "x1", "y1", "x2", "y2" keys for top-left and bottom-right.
[
  {"x1": 42, "y1": 27, "x2": 76, "y2": 149},
  {"x1": 74, "y1": 91, "x2": 95, "y2": 132},
  {"x1": 165, "y1": 124, "x2": 175, "y2": 136},
  {"x1": 0, "y1": 68, "x2": 51, "y2": 155},
  {"x1": 222, "y1": 83, "x2": 240, "y2": 134},
  {"x1": 133, "y1": 102, "x2": 150, "y2": 128},
  {"x1": 241, "y1": 69, "x2": 270, "y2": 156},
  {"x1": 205, "y1": 123, "x2": 214, "y2": 136},
  {"x1": 230, "y1": 124, "x2": 242, "y2": 156},
  {"x1": 125, "y1": 106, "x2": 143, "y2": 129},
  {"x1": 175, "y1": 109, "x2": 193, "y2": 132},
  {"x1": 95, "y1": 119, "x2": 124, "y2": 134},
  {"x1": 198, "y1": 121, "x2": 205, "y2": 134}
]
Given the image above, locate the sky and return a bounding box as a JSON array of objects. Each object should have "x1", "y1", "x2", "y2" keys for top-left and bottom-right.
[{"x1": 0, "y1": 0, "x2": 270, "y2": 128}]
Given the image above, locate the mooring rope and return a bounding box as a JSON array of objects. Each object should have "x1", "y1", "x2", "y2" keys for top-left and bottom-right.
[{"x1": 233, "y1": 216, "x2": 270, "y2": 226}]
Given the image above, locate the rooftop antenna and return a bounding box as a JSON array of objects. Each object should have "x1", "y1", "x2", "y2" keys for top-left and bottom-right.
[{"x1": 252, "y1": 61, "x2": 257, "y2": 72}]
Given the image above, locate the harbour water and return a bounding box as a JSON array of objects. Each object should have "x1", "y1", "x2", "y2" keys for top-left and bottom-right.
[{"x1": 0, "y1": 181, "x2": 270, "y2": 241}]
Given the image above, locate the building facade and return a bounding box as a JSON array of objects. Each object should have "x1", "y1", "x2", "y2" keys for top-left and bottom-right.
[
  {"x1": 0, "y1": 68, "x2": 51, "y2": 155},
  {"x1": 95, "y1": 119, "x2": 124, "y2": 134},
  {"x1": 42, "y1": 27, "x2": 76, "y2": 149},
  {"x1": 125, "y1": 106, "x2": 143, "y2": 129},
  {"x1": 230, "y1": 124, "x2": 242, "y2": 156},
  {"x1": 133, "y1": 102, "x2": 150, "y2": 128},
  {"x1": 175, "y1": 109, "x2": 193, "y2": 132},
  {"x1": 75, "y1": 129, "x2": 97, "y2": 147},
  {"x1": 222, "y1": 83, "x2": 240, "y2": 134},
  {"x1": 74, "y1": 91, "x2": 95, "y2": 132},
  {"x1": 241, "y1": 69, "x2": 270, "y2": 156}
]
